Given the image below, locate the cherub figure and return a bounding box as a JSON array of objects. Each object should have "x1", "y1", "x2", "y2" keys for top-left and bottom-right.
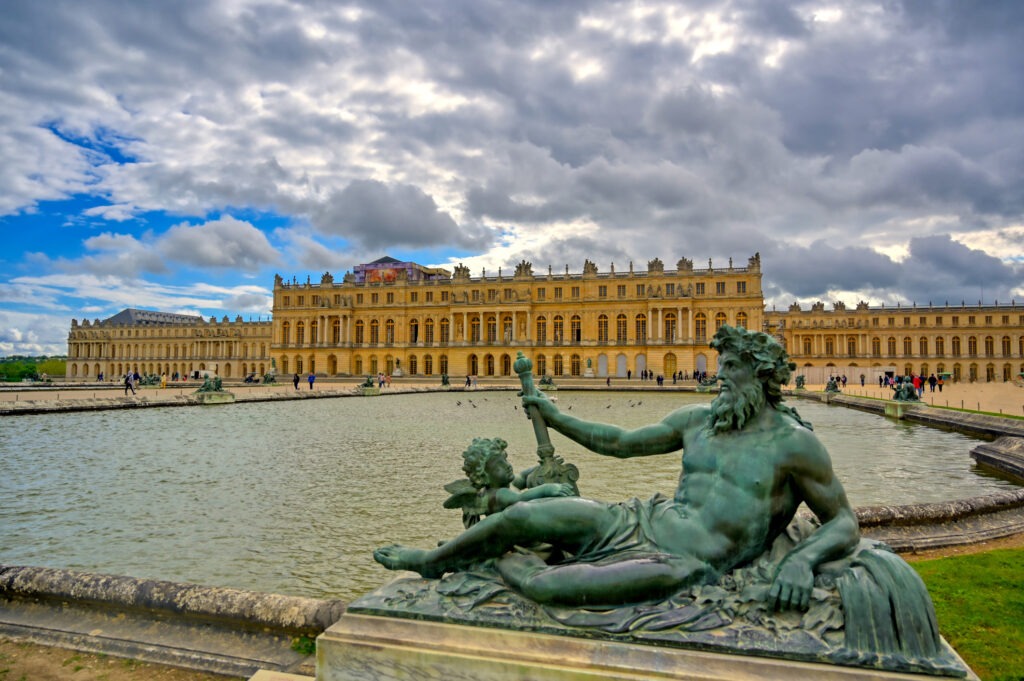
[{"x1": 444, "y1": 437, "x2": 575, "y2": 528}]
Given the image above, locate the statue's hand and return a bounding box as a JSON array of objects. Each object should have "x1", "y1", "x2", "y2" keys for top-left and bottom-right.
[
  {"x1": 768, "y1": 556, "x2": 814, "y2": 611},
  {"x1": 522, "y1": 394, "x2": 557, "y2": 418},
  {"x1": 545, "y1": 482, "x2": 575, "y2": 497}
]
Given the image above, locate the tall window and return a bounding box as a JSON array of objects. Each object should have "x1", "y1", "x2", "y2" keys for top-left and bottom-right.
[
  {"x1": 714, "y1": 312, "x2": 727, "y2": 332},
  {"x1": 570, "y1": 315, "x2": 581, "y2": 343},
  {"x1": 871, "y1": 337, "x2": 881, "y2": 356},
  {"x1": 571, "y1": 354, "x2": 581, "y2": 376},
  {"x1": 847, "y1": 337, "x2": 857, "y2": 356},
  {"x1": 440, "y1": 354, "x2": 448, "y2": 375},
  {"x1": 536, "y1": 317, "x2": 547, "y2": 343},
  {"x1": 471, "y1": 318, "x2": 481, "y2": 342},
  {"x1": 635, "y1": 314, "x2": 647, "y2": 342},
  {"x1": 919, "y1": 337, "x2": 928, "y2": 356},
  {"x1": 487, "y1": 316, "x2": 497, "y2": 343},
  {"x1": 803, "y1": 338, "x2": 812, "y2": 355},
  {"x1": 553, "y1": 315, "x2": 564, "y2": 343},
  {"x1": 825, "y1": 337, "x2": 835, "y2": 355},
  {"x1": 951, "y1": 337, "x2": 961, "y2": 356},
  {"x1": 735, "y1": 311, "x2": 748, "y2": 329},
  {"x1": 665, "y1": 312, "x2": 677, "y2": 341},
  {"x1": 385, "y1": 319, "x2": 395, "y2": 344},
  {"x1": 370, "y1": 320, "x2": 379, "y2": 344},
  {"x1": 903, "y1": 337, "x2": 913, "y2": 355},
  {"x1": 310, "y1": 321, "x2": 318, "y2": 344},
  {"x1": 440, "y1": 318, "x2": 450, "y2": 343},
  {"x1": 424, "y1": 355, "x2": 433, "y2": 375},
  {"x1": 536, "y1": 354, "x2": 546, "y2": 376},
  {"x1": 553, "y1": 354, "x2": 563, "y2": 375},
  {"x1": 616, "y1": 314, "x2": 628, "y2": 342},
  {"x1": 598, "y1": 314, "x2": 609, "y2": 342},
  {"x1": 355, "y1": 321, "x2": 364, "y2": 344},
  {"x1": 282, "y1": 322, "x2": 291, "y2": 344},
  {"x1": 296, "y1": 322, "x2": 305, "y2": 345},
  {"x1": 887, "y1": 337, "x2": 896, "y2": 355},
  {"x1": 1002, "y1": 336, "x2": 1011, "y2": 357},
  {"x1": 424, "y1": 319, "x2": 434, "y2": 343},
  {"x1": 332, "y1": 320, "x2": 340, "y2": 344},
  {"x1": 409, "y1": 319, "x2": 419, "y2": 344},
  {"x1": 935, "y1": 337, "x2": 945, "y2": 355},
  {"x1": 984, "y1": 336, "x2": 994, "y2": 356},
  {"x1": 695, "y1": 313, "x2": 707, "y2": 341},
  {"x1": 968, "y1": 336, "x2": 978, "y2": 356}
]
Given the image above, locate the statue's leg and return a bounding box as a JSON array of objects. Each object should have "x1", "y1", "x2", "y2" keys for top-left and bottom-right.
[
  {"x1": 374, "y1": 497, "x2": 614, "y2": 577},
  {"x1": 498, "y1": 552, "x2": 712, "y2": 606}
]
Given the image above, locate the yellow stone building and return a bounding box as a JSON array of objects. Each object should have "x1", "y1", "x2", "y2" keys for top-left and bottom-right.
[
  {"x1": 271, "y1": 255, "x2": 765, "y2": 379},
  {"x1": 65, "y1": 254, "x2": 1024, "y2": 384},
  {"x1": 66, "y1": 308, "x2": 272, "y2": 381},
  {"x1": 766, "y1": 300, "x2": 1024, "y2": 383}
]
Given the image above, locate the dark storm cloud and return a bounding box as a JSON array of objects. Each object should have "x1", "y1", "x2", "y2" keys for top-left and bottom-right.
[
  {"x1": 313, "y1": 180, "x2": 495, "y2": 251},
  {"x1": 760, "y1": 240, "x2": 899, "y2": 299}
]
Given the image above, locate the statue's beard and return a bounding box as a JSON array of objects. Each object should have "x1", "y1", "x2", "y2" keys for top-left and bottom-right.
[{"x1": 708, "y1": 382, "x2": 766, "y2": 433}]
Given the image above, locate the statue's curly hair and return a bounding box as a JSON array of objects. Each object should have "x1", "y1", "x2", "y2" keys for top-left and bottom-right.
[
  {"x1": 710, "y1": 325, "x2": 810, "y2": 428},
  {"x1": 462, "y1": 437, "x2": 509, "y2": 488}
]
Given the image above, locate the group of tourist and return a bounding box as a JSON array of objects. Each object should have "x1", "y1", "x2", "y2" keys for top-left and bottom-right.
[{"x1": 879, "y1": 372, "x2": 943, "y2": 397}]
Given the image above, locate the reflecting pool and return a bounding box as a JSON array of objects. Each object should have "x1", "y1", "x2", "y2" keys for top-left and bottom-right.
[{"x1": 0, "y1": 391, "x2": 1014, "y2": 601}]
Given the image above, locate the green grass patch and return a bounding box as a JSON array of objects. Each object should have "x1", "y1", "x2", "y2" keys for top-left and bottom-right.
[{"x1": 912, "y1": 548, "x2": 1024, "y2": 680}]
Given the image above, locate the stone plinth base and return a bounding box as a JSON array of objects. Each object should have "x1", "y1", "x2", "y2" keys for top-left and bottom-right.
[
  {"x1": 195, "y1": 392, "x2": 235, "y2": 404},
  {"x1": 885, "y1": 402, "x2": 919, "y2": 419},
  {"x1": 317, "y1": 614, "x2": 974, "y2": 681},
  {"x1": 359, "y1": 387, "x2": 381, "y2": 396}
]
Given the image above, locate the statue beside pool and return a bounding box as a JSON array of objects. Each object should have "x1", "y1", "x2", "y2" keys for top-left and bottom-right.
[{"x1": 347, "y1": 326, "x2": 972, "y2": 678}]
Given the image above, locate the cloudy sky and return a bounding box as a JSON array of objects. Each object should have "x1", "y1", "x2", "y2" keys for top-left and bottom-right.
[{"x1": 2, "y1": 0, "x2": 1023, "y2": 355}]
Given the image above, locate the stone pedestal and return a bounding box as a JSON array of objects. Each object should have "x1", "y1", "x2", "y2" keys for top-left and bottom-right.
[
  {"x1": 359, "y1": 387, "x2": 381, "y2": 396},
  {"x1": 195, "y1": 391, "x2": 236, "y2": 405},
  {"x1": 885, "y1": 402, "x2": 918, "y2": 419},
  {"x1": 317, "y1": 614, "x2": 974, "y2": 681}
]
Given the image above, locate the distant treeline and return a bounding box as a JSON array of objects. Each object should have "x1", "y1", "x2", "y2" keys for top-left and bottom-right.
[{"x1": 0, "y1": 356, "x2": 67, "y2": 382}]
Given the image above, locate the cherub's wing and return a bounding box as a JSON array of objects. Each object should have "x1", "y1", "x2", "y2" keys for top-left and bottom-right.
[{"x1": 443, "y1": 479, "x2": 479, "y2": 509}]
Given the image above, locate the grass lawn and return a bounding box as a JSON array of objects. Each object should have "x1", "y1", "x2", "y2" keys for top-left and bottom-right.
[{"x1": 912, "y1": 548, "x2": 1024, "y2": 680}]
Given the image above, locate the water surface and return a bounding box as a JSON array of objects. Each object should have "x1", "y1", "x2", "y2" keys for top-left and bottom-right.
[{"x1": 0, "y1": 391, "x2": 1012, "y2": 600}]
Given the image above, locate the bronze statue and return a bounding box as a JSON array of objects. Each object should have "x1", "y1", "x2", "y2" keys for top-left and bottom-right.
[
  {"x1": 443, "y1": 437, "x2": 575, "y2": 528},
  {"x1": 375, "y1": 326, "x2": 856, "y2": 610}
]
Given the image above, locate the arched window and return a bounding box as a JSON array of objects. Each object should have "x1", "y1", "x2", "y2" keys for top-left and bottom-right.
[
  {"x1": 825, "y1": 337, "x2": 835, "y2": 355},
  {"x1": 355, "y1": 321, "x2": 365, "y2": 344},
  {"x1": 536, "y1": 316, "x2": 547, "y2": 343},
  {"x1": 847, "y1": 337, "x2": 857, "y2": 356},
  {"x1": 487, "y1": 316, "x2": 497, "y2": 343},
  {"x1": 553, "y1": 354, "x2": 564, "y2": 375},
  {"x1": 714, "y1": 312, "x2": 727, "y2": 332},
  {"x1": 617, "y1": 314, "x2": 628, "y2": 342},
  {"x1": 984, "y1": 336, "x2": 994, "y2": 357},
  {"x1": 967, "y1": 336, "x2": 977, "y2": 357},
  {"x1": 369, "y1": 320, "x2": 380, "y2": 344},
  {"x1": 310, "y1": 320, "x2": 318, "y2": 344},
  {"x1": 571, "y1": 354, "x2": 581, "y2": 376},
  {"x1": 440, "y1": 354, "x2": 448, "y2": 375},
  {"x1": 424, "y1": 318, "x2": 434, "y2": 344},
  {"x1": 332, "y1": 319, "x2": 341, "y2": 344},
  {"x1": 502, "y1": 354, "x2": 512, "y2": 375},
  {"x1": 282, "y1": 322, "x2": 291, "y2": 344},
  {"x1": 385, "y1": 319, "x2": 395, "y2": 344},
  {"x1": 502, "y1": 316, "x2": 513, "y2": 343},
  {"x1": 424, "y1": 355, "x2": 433, "y2": 375},
  {"x1": 887, "y1": 337, "x2": 897, "y2": 355},
  {"x1": 571, "y1": 315, "x2": 582, "y2": 343},
  {"x1": 936, "y1": 337, "x2": 945, "y2": 355},
  {"x1": 468, "y1": 354, "x2": 478, "y2": 375},
  {"x1": 598, "y1": 314, "x2": 609, "y2": 343},
  {"x1": 536, "y1": 354, "x2": 546, "y2": 376},
  {"x1": 409, "y1": 319, "x2": 419, "y2": 344},
  {"x1": 665, "y1": 312, "x2": 677, "y2": 341},
  {"x1": 485, "y1": 354, "x2": 495, "y2": 375},
  {"x1": 408, "y1": 355, "x2": 417, "y2": 374},
  {"x1": 735, "y1": 311, "x2": 748, "y2": 329},
  {"x1": 635, "y1": 314, "x2": 647, "y2": 342},
  {"x1": 903, "y1": 337, "x2": 913, "y2": 355},
  {"x1": 553, "y1": 316, "x2": 564, "y2": 343},
  {"x1": 470, "y1": 317, "x2": 481, "y2": 343},
  {"x1": 440, "y1": 318, "x2": 450, "y2": 343},
  {"x1": 296, "y1": 322, "x2": 305, "y2": 345},
  {"x1": 919, "y1": 337, "x2": 928, "y2": 356},
  {"x1": 871, "y1": 337, "x2": 881, "y2": 356},
  {"x1": 1002, "y1": 336, "x2": 1011, "y2": 357},
  {"x1": 694, "y1": 313, "x2": 707, "y2": 341},
  {"x1": 802, "y1": 338, "x2": 812, "y2": 355}
]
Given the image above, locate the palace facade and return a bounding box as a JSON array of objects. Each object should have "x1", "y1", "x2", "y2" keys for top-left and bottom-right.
[
  {"x1": 768, "y1": 300, "x2": 1024, "y2": 383},
  {"x1": 65, "y1": 254, "x2": 1024, "y2": 384},
  {"x1": 66, "y1": 308, "x2": 272, "y2": 381}
]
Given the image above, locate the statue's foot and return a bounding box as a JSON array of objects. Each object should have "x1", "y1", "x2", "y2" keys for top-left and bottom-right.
[{"x1": 373, "y1": 544, "x2": 444, "y2": 579}]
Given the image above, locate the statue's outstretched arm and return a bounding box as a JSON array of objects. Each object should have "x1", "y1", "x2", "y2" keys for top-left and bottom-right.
[{"x1": 521, "y1": 396, "x2": 692, "y2": 458}]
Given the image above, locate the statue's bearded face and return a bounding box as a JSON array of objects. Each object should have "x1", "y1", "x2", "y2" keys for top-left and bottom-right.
[{"x1": 708, "y1": 352, "x2": 766, "y2": 434}]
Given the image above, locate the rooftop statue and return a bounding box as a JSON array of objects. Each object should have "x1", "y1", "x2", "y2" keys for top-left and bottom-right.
[{"x1": 368, "y1": 326, "x2": 963, "y2": 675}]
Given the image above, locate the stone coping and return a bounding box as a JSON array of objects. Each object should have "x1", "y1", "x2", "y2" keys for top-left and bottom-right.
[{"x1": 0, "y1": 565, "x2": 345, "y2": 635}]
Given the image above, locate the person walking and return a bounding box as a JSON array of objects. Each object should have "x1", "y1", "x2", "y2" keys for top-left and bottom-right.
[
  {"x1": 308, "y1": 372, "x2": 315, "y2": 390},
  {"x1": 124, "y1": 373, "x2": 135, "y2": 395},
  {"x1": 293, "y1": 373, "x2": 300, "y2": 390}
]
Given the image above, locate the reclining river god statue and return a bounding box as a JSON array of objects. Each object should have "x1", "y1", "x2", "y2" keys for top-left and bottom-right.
[{"x1": 367, "y1": 325, "x2": 968, "y2": 676}]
